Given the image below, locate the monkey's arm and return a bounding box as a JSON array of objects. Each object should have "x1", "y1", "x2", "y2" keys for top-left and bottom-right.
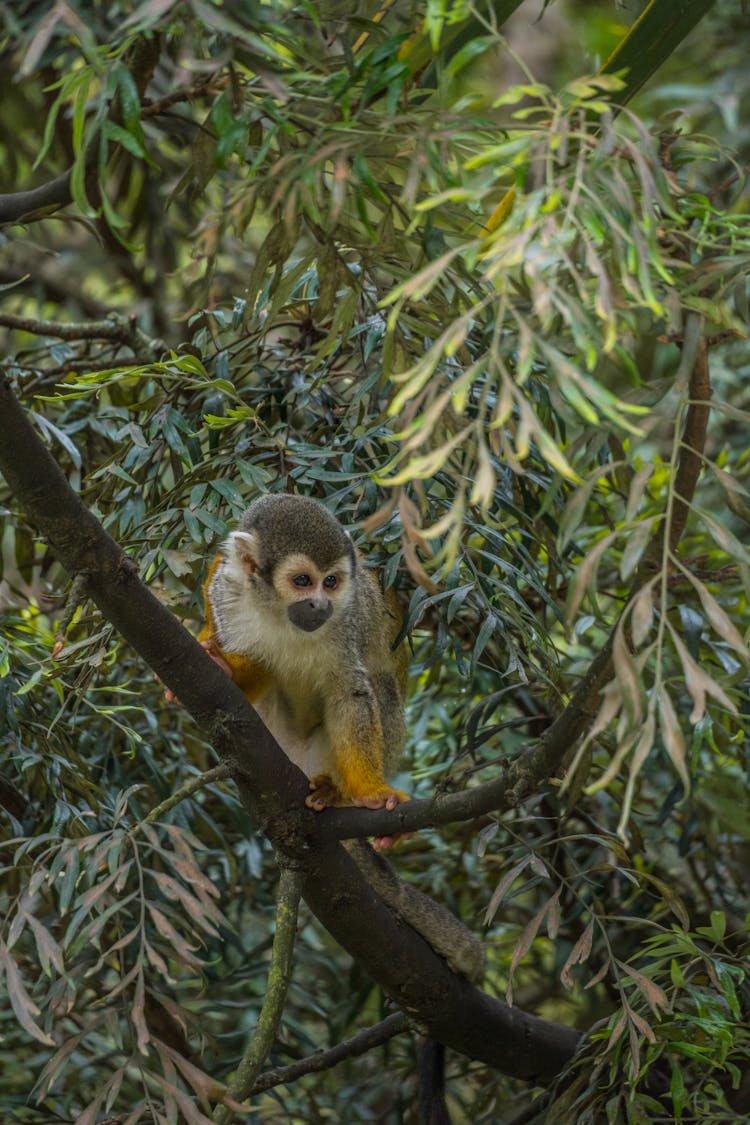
[{"x1": 199, "y1": 555, "x2": 271, "y2": 703}]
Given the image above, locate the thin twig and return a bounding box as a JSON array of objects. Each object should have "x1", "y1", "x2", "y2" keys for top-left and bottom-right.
[
  {"x1": 214, "y1": 865, "x2": 303, "y2": 1123},
  {"x1": 0, "y1": 311, "x2": 162, "y2": 363},
  {"x1": 128, "y1": 764, "x2": 232, "y2": 839},
  {"x1": 141, "y1": 78, "x2": 228, "y2": 118},
  {"x1": 249, "y1": 1012, "x2": 409, "y2": 1094}
]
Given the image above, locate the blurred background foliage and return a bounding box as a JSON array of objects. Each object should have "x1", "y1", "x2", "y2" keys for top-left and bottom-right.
[{"x1": 1, "y1": 0, "x2": 750, "y2": 1121}]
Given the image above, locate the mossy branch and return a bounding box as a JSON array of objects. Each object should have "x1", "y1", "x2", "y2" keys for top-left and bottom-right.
[{"x1": 213, "y1": 864, "x2": 303, "y2": 1123}]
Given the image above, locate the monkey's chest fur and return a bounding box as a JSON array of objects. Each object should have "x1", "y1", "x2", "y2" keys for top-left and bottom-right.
[{"x1": 213, "y1": 591, "x2": 352, "y2": 777}]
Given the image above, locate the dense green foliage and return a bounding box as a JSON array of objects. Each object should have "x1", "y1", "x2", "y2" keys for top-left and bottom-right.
[{"x1": 1, "y1": 0, "x2": 750, "y2": 1121}]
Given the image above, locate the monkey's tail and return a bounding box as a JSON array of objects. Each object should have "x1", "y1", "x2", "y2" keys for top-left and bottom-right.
[{"x1": 418, "y1": 1038, "x2": 452, "y2": 1125}]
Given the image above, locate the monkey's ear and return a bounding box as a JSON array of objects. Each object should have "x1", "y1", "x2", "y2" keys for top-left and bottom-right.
[{"x1": 227, "y1": 530, "x2": 259, "y2": 576}]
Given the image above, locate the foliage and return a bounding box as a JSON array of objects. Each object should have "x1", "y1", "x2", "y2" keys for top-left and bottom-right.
[{"x1": 1, "y1": 0, "x2": 750, "y2": 1121}]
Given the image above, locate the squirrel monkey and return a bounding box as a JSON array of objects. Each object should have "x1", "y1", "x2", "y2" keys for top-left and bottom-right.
[
  {"x1": 198, "y1": 492, "x2": 484, "y2": 1102},
  {"x1": 199, "y1": 493, "x2": 410, "y2": 824}
]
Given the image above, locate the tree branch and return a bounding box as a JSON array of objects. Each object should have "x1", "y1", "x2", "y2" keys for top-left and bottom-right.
[
  {"x1": 668, "y1": 336, "x2": 711, "y2": 554},
  {"x1": 0, "y1": 373, "x2": 584, "y2": 1083},
  {"x1": 214, "y1": 865, "x2": 303, "y2": 1122},
  {"x1": 314, "y1": 639, "x2": 615, "y2": 844},
  {"x1": 249, "y1": 1012, "x2": 409, "y2": 1094},
  {"x1": 0, "y1": 62, "x2": 219, "y2": 228},
  {"x1": 0, "y1": 312, "x2": 163, "y2": 363},
  {"x1": 0, "y1": 169, "x2": 74, "y2": 225}
]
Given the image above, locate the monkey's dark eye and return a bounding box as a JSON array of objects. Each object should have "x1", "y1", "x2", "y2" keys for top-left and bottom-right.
[
  {"x1": 323, "y1": 575, "x2": 338, "y2": 590},
  {"x1": 293, "y1": 574, "x2": 312, "y2": 588}
]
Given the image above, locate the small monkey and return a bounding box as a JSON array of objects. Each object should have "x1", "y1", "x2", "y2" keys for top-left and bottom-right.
[
  {"x1": 198, "y1": 493, "x2": 484, "y2": 1109},
  {"x1": 199, "y1": 493, "x2": 410, "y2": 828}
]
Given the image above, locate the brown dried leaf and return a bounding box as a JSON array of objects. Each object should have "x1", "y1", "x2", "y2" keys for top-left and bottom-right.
[
  {"x1": 36, "y1": 1033, "x2": 84, "y2": 1100},
  {"x1": 657, "y1": 686, "x2": 690, "y2": 794},
  {"x1": 558, "y1": 475, "x2": 598, "y2": 552},
  {"x1": 667, "y1": 621, "x2": 737, "y2": 722},
  {"x1": 156, "y1": 1038, "x2": 242, "y2": 1105},
  {"x1": 627, "y1": 1004, "x2": 657, "y2": 1044},
  {"x1": 566, "y1": 532, "x2": 617, "y2": 625},
  {"x1": 508, "y1": 892, "x2": 558, "y2": 989},
  {"x1": 561, "y1": 919, "x2": 595, "y2": 989},
  {"x1": 167, "y1": 1082, "x2": 216, "y2": 1125},
  {"x1": 612, "y1": 624, "x2": 643, "y2": 725},
  {"x1": 144, "y1": 940, "x2": 171, "y2": 979},
  {"x1": 0, "y1": 945, "x2": 55, "y2": 1046},
  {"x1": 617, "y1": 959, "x2": 669, "y2": 1015},
  {"x1": 24, "y1": 912, "x2": 64, "y2": 976},
  {"x1": 628, "y1": 1012, "x2": 641, "y2": 1076},
  {"x1": 528, "y1": 854, "x2": 549, "y2": 879},
  {"x1": 484, "y1": 857, "x2": 531, "y2": 925},
  {"x1": 625, "y1": 463, "x2": 655, "y2": 523},
  {"x1": 168, "y1": 854, "x2": 221, "y2": 900},
  {"x1": 585, "y1": 958, "x2": 612, "y2": 991},
  {"x1": 360, "y1": 497, "x2": 397, "y2": 535},
  {"x1": 132, "y1": 970, "x2": 150, "y2": 1056},
  {"x1": 686, "y1": 571, "x2": 750, "y2": 661},
  {"x1": 630, "y1": 580, "x2": 656, "y2": 649},
  {"x1": 619, "y1": 519, "x2": 653, "y2": 581},
  {"x1": 608, "y1": 1008, "x2": 627, "y2": 1047},
  {"x1": 469, "y1": 440, "x2": 495, "y2": 509},
  {"x1": 146, "y1": 904, "x2": 202, "y2": 968},
  {"x1": 74, "y1": 1090, "x2": 107, "y2": 1125}
]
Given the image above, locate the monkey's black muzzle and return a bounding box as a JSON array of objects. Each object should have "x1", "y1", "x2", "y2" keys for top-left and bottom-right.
[{"x1": 287, "y1": 599, "x2": 333, "y2": 632}]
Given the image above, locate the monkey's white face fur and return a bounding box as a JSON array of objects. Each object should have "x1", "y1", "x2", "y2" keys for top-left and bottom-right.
[{"x1": 214, "y1": 529, "x2": 355, "y2": 677}]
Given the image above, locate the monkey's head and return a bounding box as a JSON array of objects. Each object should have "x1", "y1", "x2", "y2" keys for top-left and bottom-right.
[{"x1": 225, "y1": 494, "x2": 357, "y2": 634}]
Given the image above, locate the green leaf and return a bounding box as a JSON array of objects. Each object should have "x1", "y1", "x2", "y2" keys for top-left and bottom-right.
[{"x1": 599, "y1": 0, "x2": 718, "y2": 106}]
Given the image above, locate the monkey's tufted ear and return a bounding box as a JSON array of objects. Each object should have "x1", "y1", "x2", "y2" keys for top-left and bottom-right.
[{"x1": 227, "y1": 530, "x2": 259, "y2": 576}]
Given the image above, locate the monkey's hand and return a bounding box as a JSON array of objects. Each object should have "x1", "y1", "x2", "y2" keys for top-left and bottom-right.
[
  {"x1": 306, "y1": 774, "x2": 343, "y2": 812},
  {"x1": 200, "y1": 639, "x2": 232, "y2": 677}
]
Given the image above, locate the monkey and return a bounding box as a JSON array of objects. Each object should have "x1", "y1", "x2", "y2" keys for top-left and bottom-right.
[
  {"x1": 198, "y1": 493, "x2": 482, "y2": 963},
  {"x1": 198, "y1": 494, "x2": 484, "y2": 1123},
  {"x1": 199, "y1": 491, "x2": 482, "y2": 961},
  {"x1": 199, "y1": 492, "x2": 410, "y2": 825}
]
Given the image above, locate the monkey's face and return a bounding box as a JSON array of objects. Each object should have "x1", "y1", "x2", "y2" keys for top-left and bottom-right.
[
  {"x1": 227, "y1": 529, "x2": 353, "y2": 636},
  {"x1": 273, "y1": 552, "x2": 352, "y2": 633}
]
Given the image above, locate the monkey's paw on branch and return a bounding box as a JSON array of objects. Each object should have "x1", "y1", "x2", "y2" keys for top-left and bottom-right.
[
  {"x1": 306, "y1": 773, "x2": 343, "y2": 812},
  {"x1": 307, "y1": 775, "x2": 411, "y2": 850}
]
